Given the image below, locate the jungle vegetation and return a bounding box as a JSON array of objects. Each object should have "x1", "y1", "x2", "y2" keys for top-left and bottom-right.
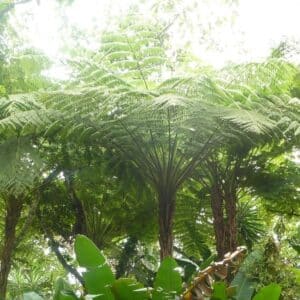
[{"x1": 0, "y1": 0, "x2": 299, "y2": 299}]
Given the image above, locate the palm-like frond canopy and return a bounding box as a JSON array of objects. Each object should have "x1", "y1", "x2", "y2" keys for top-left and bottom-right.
[{"x1": 0, "y1": 20, "x2": 298, "y2": 259}]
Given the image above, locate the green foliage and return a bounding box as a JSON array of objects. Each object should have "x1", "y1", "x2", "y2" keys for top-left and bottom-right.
[
  {"x1": 211, "y1": 282, "x2": 228, "y2": 300},
  {"x1": 210, "y1": 283, "x2": 237, "y2": 300},
  {"x1": 58, "y1": 235, "x2": 183, "y2": 300},
  {"x1": 111, "y1": 278, "x2": 148, "y2": 300},
  {"x1": 237, "y1": 200, "x2": 265, "y2": 250},
  {"x1": 293, "y1": 269, "x2": 300, "y2": 284},
  {"x1": 252, "y1": 283, "x2": 281, "y2": 300},
  {"x1": 246, "y1": 151, "x2": 300, "y2": 216},
  {"x1": 174, "y1": 257, "x2": 198, "y2": 284},
  {"x1": 5, "y1": 234, "x2": 65, "y2": 298},
  {"x1": 235, "y1": 238, "x2": 300, "y2": 299},
  {"x1": 230, "y1": 270, "x2": 256, "y2": 300},
  {"x1": 115, "y1": 237, "x2": 138, "y2": 279},
  {"x1": 37, "y1": 180, "x2": 75, "y2": 240},
  {"x1": 53, "y1": 278, "x2": 78, "y2": 300},
  {"x1": 152, "y1": 257, "x2": 182, "y2": 299},
  {"x1": 75, "y1": 235, "x2": 106, "y2": 268},
  {"x1": 175, "y1": 180, "x2": 212, "y2": 260},
  {"x1": 98, "y1": 19, "x2": 167, "y2": 87},
  {"x1": 0, "y1": 3, "x2": 300, "y2": 299},
  {"x1": 213, "y1": 281, "x2": 282, "y2": 300},
  {"x1": 289, "y1": 225, "x2": 300, "y2": 254},
  {"x1": 0, "y1": 137, "x2": 42, "y2": 195},
  {"x1": 0, "y1": 47, "x2": 53, "y2": 95},
  {"x1": 75, "y1": 235, "x2": 114, "y2": 299},
  {"x1": 75, "y1": 163, "x2": 157, "y2": 248},
  {"x1": 83, "y1": 267, "x2": 115, "y2": 298}
]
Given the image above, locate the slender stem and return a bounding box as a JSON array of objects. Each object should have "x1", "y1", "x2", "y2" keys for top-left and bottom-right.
[{"x1": 48, "y1": 234, "x2": 85, "y2": 287}]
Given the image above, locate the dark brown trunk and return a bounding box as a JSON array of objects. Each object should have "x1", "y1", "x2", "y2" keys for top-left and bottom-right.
[
  {"x1": 64, "y1": 171, "x2": 86, "y2": 235},
  {"x1": 210, "y1": 185, "x2": 226, "y2": 259},
  {"x1": 224, "y1": 190, "x2": 238, "y2": 252},
  {"x1": 158, "y1": 191, "x2": 175, "y2": 260},
  {"x1": 0, "y1": 196, "x2": 23, "y2": 299}
]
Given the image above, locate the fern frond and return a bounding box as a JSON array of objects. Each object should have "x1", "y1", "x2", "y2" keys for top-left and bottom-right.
[
  {"x1": 0, "y1": 94, "x2": 61, "y2": 140},
  {"x1": 0, "y1": 137, "x2": 42, "y2": 195}
]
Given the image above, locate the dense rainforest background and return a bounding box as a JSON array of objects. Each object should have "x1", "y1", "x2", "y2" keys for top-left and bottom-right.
[{"x1": 0, "y1": 0, "x2": 300, "y2": 299}]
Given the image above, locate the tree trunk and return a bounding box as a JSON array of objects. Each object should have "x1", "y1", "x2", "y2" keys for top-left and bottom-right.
[
  {"x1": 0, "y1": 196, "x2": 23, "y2": 299},
  {"x1": 64, "y1": 171, "x2": 86, "y2": 235},
  {"x1": 210, "y1": 185, "x2": 226, "y2": 259},
  {"x1": 224, "y1": 190, "x2": 238, "y2": 252},
  {"x1": 158, "y1": 191, "x2": 176, "y2": 260}
]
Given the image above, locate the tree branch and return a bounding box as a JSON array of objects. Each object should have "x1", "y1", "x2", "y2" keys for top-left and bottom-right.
[{"x1": 48, "y1": 233, "x2": 85, "y2": 287}]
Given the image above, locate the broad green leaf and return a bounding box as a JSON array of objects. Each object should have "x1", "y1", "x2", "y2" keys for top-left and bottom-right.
[
  {"x1": 253, "y1": 283, "x2": 281, "y2": 300},
  {"x1": 153, "y1": 257, "x2": 182, "y2": 300},
  {"x1": 231, "y1": 271, "x2": 255, "y2": 300},
  {"x1": 211, "y1": 282, "x2": 228, "y2": 300},
  {"x1": 83, "y1": 266, "x2": 115, "y2": 299},
  {"x1": 75, "y1": 235, "x2": 105, "y2": 268},
  {"x1": 112, "y1": 278, "x2": 148, "y2": 300},
  {"x1": 22, "y1": 292, "x2": 44, "y2": 300}
]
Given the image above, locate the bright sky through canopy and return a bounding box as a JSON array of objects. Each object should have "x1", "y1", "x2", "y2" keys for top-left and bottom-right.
[{"x1": 12, "y1": 0, "x2": 300, "y2": 77}]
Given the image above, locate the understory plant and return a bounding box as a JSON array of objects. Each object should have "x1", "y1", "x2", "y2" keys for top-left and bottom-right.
[
  {"x1": 21, "y1": 235, "x2": 285, "y2": 300},
  {"x1": 231, "y1": 236, "x2": 300, "y2": 300}
]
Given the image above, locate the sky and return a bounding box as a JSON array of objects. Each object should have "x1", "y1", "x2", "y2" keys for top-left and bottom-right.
[{"x1": 11, "y1": 0, "x2": 300, "y2": 77}]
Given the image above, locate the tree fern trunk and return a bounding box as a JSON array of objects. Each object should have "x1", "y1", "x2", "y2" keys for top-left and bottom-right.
[
  {"x1": 224, "y1": 190, "x2": 238, "y2": 252},
  {"x1": 211, "y1": 185, "x2": 226, "y2": 259},
  {"x1": 0, "y1": 196, "x2": 23, "y2": 299},
  {"x1": 158, "y1": 191, "x2": 175, "y2": 260}
]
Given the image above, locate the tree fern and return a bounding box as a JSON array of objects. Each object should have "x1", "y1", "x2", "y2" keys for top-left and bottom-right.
[
  {"x1": 99, "y1": 22, "x2": 166, "y2": 87},
  {"x1": 36, "y1": 22, "x2": 299, "y2": 260}
]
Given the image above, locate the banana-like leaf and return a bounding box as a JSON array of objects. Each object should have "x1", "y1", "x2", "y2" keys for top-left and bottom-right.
[
  {"x1": 253, "y1": 283, "x2": 281, "y2": 300},
  {"x1": 83, "y1": 266, "x2": 115, "y2": 299},
  {"x1": 231, "y1": 271, "x2": 256, "y2": 300},
  {"x1": 152, "y1": 257, "x2": 182, "y2": 300},
  {"x1": 211, "y1": 282, "x2": 228, "y2": 300},
  {"x1": 112, "y1": 278, "x2": 148, "y2": 300},
  {"x1": 74, "y1": 235, "x2": 106, "y2": 268}
]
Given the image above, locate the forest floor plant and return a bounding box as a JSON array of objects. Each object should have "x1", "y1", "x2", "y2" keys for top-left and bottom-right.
[{"x1": 21, "y1": 235, "x2": 287, "y2": 300}]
